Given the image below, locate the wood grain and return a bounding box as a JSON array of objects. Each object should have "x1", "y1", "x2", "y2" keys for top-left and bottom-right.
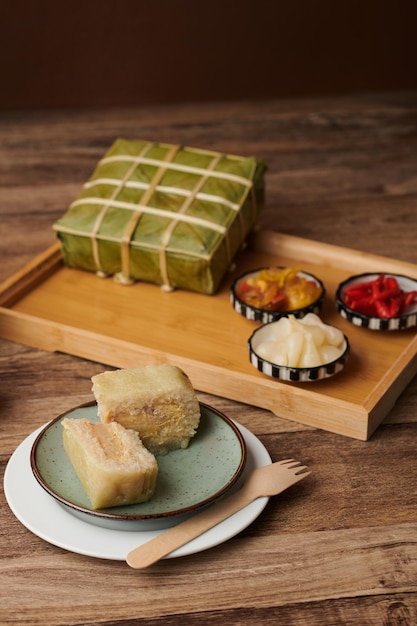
[
  {"x1": 1, "y1": 92, "x2": 417, "y2": 625},
  {"x1": 1, "y1": 231, "x2": 416, "y2": 440}
]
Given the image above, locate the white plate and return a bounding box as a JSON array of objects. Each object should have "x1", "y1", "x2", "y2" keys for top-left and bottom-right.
[{"x1": 4, "y1": 420, "x2": 271, "y2": 561}]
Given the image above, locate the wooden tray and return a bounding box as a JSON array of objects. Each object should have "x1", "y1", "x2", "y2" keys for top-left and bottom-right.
[{"x1": 1, "y1": 230, "x2": 416, "y2": 441}]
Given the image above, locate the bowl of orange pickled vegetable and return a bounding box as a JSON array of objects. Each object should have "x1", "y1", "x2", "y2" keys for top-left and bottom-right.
[
  {"x1": 336, "y1": 272, "x2": 417, "y2": 331},
  {"x1": 230, "y1": 266, "x2": 325, "y2": 323}
]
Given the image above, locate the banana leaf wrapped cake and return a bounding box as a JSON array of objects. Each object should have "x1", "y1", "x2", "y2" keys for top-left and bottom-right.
[{"x1": 53, "y1": 139, "x2": 266, "y2": 294}]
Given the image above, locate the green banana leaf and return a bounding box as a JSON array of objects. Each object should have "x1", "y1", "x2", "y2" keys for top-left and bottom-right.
[{"x1": 53, "y1": 139, "x2": 266, "y2": 294}]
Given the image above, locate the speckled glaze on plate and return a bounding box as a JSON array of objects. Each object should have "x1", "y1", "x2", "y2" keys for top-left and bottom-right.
[
  {"x1": 30, "y1": 402, "x2": 247, "y2": 531},
  {"x1": 5, "y1": 419, "x2": 270, "y2": 560}
]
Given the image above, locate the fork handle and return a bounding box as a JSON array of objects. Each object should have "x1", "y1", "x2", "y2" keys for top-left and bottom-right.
[
  {"x1": 126, "y1": 484, "x2": 255, "y2": 569},
  {"x1": 126, "y1": 466, "x2": 310, "y2": 570}
]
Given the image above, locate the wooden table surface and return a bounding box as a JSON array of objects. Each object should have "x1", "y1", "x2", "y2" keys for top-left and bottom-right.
[{"x1": 1, "y1": 93, "x2": 417, "y2": 625}]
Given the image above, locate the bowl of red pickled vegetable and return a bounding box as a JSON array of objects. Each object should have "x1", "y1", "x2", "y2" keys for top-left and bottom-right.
[
  {"x1": 230, "y1": 267, "x2": 325, "y2": 323},
  {"x1": 336, "y1": 273, "x2": 417, "y2": 330}
]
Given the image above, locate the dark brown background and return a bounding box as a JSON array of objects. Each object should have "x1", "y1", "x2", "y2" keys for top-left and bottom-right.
[{"x1": 1, "y1": 0, "x2": 416, "y2": 111}]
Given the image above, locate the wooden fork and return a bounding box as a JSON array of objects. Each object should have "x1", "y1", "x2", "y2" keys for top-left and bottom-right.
[{"x1": 126, "y1": 459, "x2": 310, "y2": 569}]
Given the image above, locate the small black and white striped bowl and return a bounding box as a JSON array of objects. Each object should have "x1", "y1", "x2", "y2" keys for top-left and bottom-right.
[
  {"x1": 336, "y1": 273, "x2": 417, "y2": 331},
  {"x1": 248, "y1": 323, "x2": 350, "y2": 383},
  {"x1": 230, "y1": 268, "x2": 325, "y2": 323}
]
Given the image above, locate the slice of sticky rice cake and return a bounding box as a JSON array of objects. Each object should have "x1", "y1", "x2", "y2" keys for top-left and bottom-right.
[
  {"x1": 61, "y1": 418, "x2": 158, "y2": 509},
  {"x1": 91, "y1": 364, "x2": 201, "y2": 455}
]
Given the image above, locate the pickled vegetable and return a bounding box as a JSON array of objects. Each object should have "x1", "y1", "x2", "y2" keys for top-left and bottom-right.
[
  {"x1": 342, "y1": 274, "x2": 417, "y2": 318},
  {"x1": 236, "y1": 267, "x2": 322, "y2": 312},
  {"x1": 254, "y1": 314, "x2": 346, "y2": 368}
]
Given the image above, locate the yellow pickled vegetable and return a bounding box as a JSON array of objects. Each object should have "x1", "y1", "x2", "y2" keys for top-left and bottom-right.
[{"x1": 236, "y1": 267, "x2": 322, "y2": 312}]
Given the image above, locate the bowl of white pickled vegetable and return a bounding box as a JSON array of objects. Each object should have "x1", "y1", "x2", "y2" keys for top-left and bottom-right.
[{"x1": 248, "y1": 313, "x2": 350, "y2": 382}]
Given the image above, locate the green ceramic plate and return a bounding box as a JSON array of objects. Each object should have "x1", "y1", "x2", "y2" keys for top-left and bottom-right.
[{"x1": 31, "y1": 402, "x2": 247, "y2": 531}]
